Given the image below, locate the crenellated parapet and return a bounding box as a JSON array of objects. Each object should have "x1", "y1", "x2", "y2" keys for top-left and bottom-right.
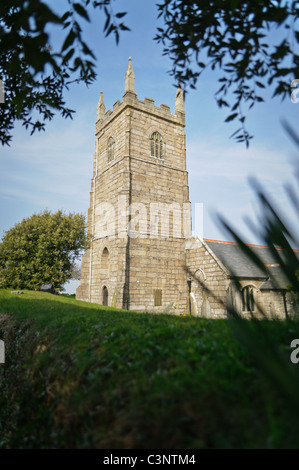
[{"x1": 95, "y1": 58, "x2": 185, "y2": 135}]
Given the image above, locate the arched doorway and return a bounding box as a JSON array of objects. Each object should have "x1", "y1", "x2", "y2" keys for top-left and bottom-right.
[{"x1": 102, "y1": 285, "x2": 108, "y2": 306}]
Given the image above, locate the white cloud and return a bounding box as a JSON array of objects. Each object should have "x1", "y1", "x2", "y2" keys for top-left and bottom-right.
[
  {"x1": 0, "y1": 109, "x2": 93, "y2": 212},
  {"x1": 187, "y1": 136, "x2": 299, "y2": 242}
]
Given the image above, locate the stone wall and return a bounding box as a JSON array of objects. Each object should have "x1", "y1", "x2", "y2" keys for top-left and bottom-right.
[
  {"x1": 222, "y1": 278, "x2": 296, "y2": 319},
  {"x1": 185, "y1": 238, "x2": 230, "y2": 318}
]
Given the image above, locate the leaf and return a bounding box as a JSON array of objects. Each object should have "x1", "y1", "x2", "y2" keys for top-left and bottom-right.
[
  {"x1": 103, "y1": 12, "x2": 110, "y2": 32},
  {"x1": 105, "y1": 23, "x2": 115, "y2": 37},
  {"x1": 61, "y1": 11, "x2": 72, "y2": 22},
  {"x1": 115, "y1": 12, "x2": 127, "y2": 19},
  {"x1": 81, "y1": 42, "x2": 95, "y2": 59},
  {"x1": 114, "y1": 29, "x2": 119, "y2": 45},
  {"x1": 73, "y1": 3, "x2": 90, "y2": 21},
  {"x1": 61, "y1": 29, "x2": 76, "y2": 52},
  {"x1": 230, "y1": 128, "x2": 242, "y2": 138},
  {"x1": 62, "y1": 48, "x2": 75, "y2": 64},
  {"x1": 225, "y1": 113, "x2": 238, "y2": 122}
]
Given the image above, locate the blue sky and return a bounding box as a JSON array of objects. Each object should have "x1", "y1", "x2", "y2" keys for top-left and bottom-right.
[{"x1": 1, "y1": 0, "x2": 299, "y2": 291}]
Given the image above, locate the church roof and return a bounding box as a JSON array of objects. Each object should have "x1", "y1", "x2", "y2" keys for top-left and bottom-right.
[
  {"x1": 204, "y1": 239, "x2": 299, "y2": 290},
  {"x1": 258, "y1": 265, "x2": 290, "y2": 290}
]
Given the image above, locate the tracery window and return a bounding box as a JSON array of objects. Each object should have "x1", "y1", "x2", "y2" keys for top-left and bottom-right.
[
  {"x1": 150, "y1": 132, "x2": 163, "y2": 159},
  {"x1": 242, "y1": 286, "x2": 255, "y2": 312}
]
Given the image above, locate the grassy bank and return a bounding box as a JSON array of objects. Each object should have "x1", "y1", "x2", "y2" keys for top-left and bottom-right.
[{"x1": 0, "y1": 289, "x2": 298, "y2": 449}]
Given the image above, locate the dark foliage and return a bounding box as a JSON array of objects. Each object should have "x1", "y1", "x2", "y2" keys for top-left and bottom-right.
[
  {"x1": 155, "y1": 1, "x2": 299, "y2": 146},
  {"x1": 0, "y1": 0, "x2": 129, "y2": 145}
]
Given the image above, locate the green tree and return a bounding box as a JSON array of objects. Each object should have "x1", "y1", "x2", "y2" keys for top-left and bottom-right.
[
  {"x1": 155, "y1": 0, "x2": 299, "y2": 146},
  {"x1": 0, "y1": 210, "x2": 87, "y2": 291},
  {"x1": 0, "y1": 0, "x2": 129, "y2": 145}
]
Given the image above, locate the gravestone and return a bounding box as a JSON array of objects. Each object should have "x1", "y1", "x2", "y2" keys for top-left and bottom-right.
[
  {"x1": 163, "y1": 302, "x2": 174, "y2": 314},
  {"x1": 201, "y1": 296, "x2": 211, "y2": 318},
  {"x1": 41, "y1": 284, "x2": 56, "y2": 294},
  {"x1": 190, "y1": 293, "x2": 197, "y2": 316}
]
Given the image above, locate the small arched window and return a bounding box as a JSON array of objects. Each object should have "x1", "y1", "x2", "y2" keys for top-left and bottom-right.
[
  {"x1": 242, "y1": 286, "x2": 255, "y2": 312},
  {"x1": 101, "y1": 247, "x2": 109, "y2": 276},
  {"x1": 107, "y1": 137, "x2": 115, "y2": 162},
  {"x1": 102, "y1": 285, "x2": 108, "y2": 306},
  {"x1": 150, "y1": 132, "x2": 163, "y2": 159}
]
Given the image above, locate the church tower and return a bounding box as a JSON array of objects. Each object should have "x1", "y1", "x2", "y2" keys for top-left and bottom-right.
[{"x1": 76, "y1": 58, "x2": 192, "y2": 314}]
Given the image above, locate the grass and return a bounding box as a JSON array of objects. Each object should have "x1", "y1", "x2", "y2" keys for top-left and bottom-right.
[{"x1": 0, "y1": 288, "x2": 299, "y2": 449}]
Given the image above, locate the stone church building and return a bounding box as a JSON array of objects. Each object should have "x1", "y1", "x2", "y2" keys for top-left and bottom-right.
[{"x1": 76, "y1": 58, "x2": 298, "y2": 319}]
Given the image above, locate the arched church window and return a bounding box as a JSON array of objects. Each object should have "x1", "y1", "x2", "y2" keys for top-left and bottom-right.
[
  {"x1": 107, "y1": 137, "x2": 115, "y2": 162},
  {"x1": 150, "y1": 132, "x2": 163, "y2": 159},
  {"x1": 101, "y1": 247, "x2": 109, "y2": 276},
  {"x1": 242, "y1": 286, "x2": 255, "y2": 312},
  {"x1": 102, "y1": 285, "x2": 108, "y2": 306}
]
